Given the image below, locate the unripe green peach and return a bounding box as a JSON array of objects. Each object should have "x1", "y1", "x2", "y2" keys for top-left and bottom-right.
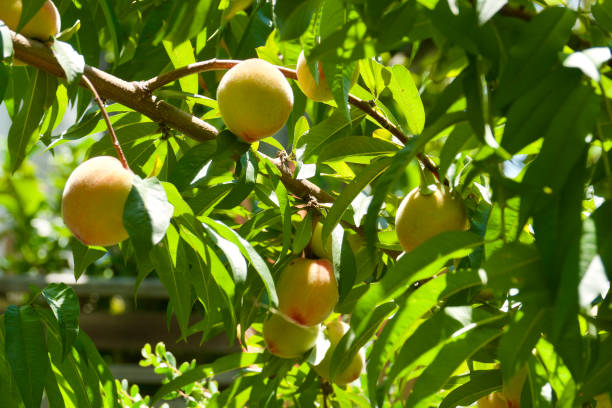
[
  {"x1": 216, "y1": 59, "x2": 293, "y2": 143},
  {"x1": 0, "y1": 0, "x2": 61, "y2": 40},
  {"x1": 62, "y1": 156, "x2": 133, "y2": 247},
  {"x1": 313, "y1": 320, "x2": 364, "y2": 386},
  {"x1": 477, "y1": 393, "x2": 508, "y2": 408},
  {"x1": 296, "y1": 51, "x2": 359, "y2": 102},
  {"x1": 395, "y1": 186, "x2": 468, "y2": 253},
  {"x1": 262, "y1": 312, "x2": 319, "y2": 359},
  {"x1": 310, "y1": 222, "x2": 363, "y2": 261},
  {"x1": 276, "y1": 258, "x2": 338, "y2": 326}
]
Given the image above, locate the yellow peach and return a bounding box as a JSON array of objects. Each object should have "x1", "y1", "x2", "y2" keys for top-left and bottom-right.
[
  {"x1": 0, "y1": 0, "x2": 61, "y2": 41},
  {"x1": 216, "y1": 59, "x2": 293, "y2": 143},
  {"x1": 62, "y1": 156, "x2": 133, "y2": 247},
  {"x1": 395, "y1": 185, "x2": 468, "y2": 253},
  {"x1": 262, "y1": 312, "x2": 319, "y2": 359},
  {"x1": 312, "y1": 320, "x2": 364, "y2": 386},
  {"x1": 296, "y1": 50, "x2": 359, "y2": 102}
]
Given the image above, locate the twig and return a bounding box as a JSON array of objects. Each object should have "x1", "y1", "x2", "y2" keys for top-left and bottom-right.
[
  {"x1": 142, "y1": 59, "x2": 297, "y2": 92},
  {"x1": 81, "y1": 74, "x2": 131, "y2": 171},
  {"x1": 139, "y1": 58, "x2": 443, "y2": 179}
]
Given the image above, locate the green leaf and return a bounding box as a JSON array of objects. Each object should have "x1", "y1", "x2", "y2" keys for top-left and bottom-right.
[
  {"x1": 75, "y1": 332, "x2": 118, "y2": 407},
  {"x1": 296, "y1": 108, "x2": 367, "y2": 162},
  {"x1": 70, "y1": 238, "x2": 106, "y2": 280},
  {"x1": 149, "y1": 227, "x2": 193, "y2": 336},
  {"x1": 321, "y1": 157, "x2": 392, "y2": 247},
  {"x1": 592, "y1": 0, "x2": 612, "y2": 33},
  {"x1": 8, "y1": 69, "x2": 58, "y2": 172},
  {"x1": 405, "y1": 327, "x2": 502, "y2": 407},
  {"x1": 42, "y1": 284, "x2": 80, "y2": 361},
  {"x1": 439, "y1": 370, "x2": 502, "y2": 408},
  {"x1": 387, "y1": 64, "x2": 425, "y2": 135},
  {"x1": 202, "y1": 218, "x2": 278, "y2": 307},
  {"x1": 498, "y1": 309, "x2": 550, "y2": 385},
  {"x1": 163, "y1": 39, "x2": 197, "y2": 97},
  {"x1": 329, "y1": 302, "x2": 398, "y2": 381},
  {"x1": 318, "y1": 136, "x2": 399, "y2": 164},
  {"x1": 50, "y1": 41, "x2": 85, "y2": 85},
  {"x1": 4, "y1": 305, "x2": 49, "y2": 408},
  {"x1": 275, "y1": 0, "x2": 317, "y2": 40},
  {"x1": 152, "y1": 353, "x2": 263, "y2": 403},
  {"x1": 123, "y1": 176, "x2": 174, "y2": 254},
  {"x1": 353, "y1": 231, "x2": 482, "y2": 325},
  {"x1": 201, "y1": 223, "x2": 248, "y2": 287},
  {"x1": 495, "y1": 7, "x2": 576, "y2": 109},
  {"x1": 367, "y1": 269, "x2": 485, "y2": 406},
  {"x1": 275, "y1": 177, "x2": 292, "y2": 260},
  {"x1": 292, "y1": 211, "x2": 313, "y2": 254}
]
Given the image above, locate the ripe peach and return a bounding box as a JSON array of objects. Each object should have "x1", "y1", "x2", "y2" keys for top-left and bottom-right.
[
  {"x1": 312, "y1": 320, "x2": 364, "y2": 385},
  {"x1": 502, "y1": 365, "x2": 527, "y2": 407},
  {"x1": 0, "y1": 0, "x2": 61, "y2": 40},
  {"x1": 216, "y1": 59, "x2": 293, "y2": 143},
  {"x1": 262, "y1": 312, "x2": 319, "y2": 359},
  {"x1": 62, "y1": 156, "x2": 133, "y2": 247},
  {"x1": 477, "y1": 393, "x2": 508, "y2": 408},
  {"x1": 295, "y1": 51, "x2": 359, "y2": 102},
  {"x1": 276, "y1": 258, "x2": 338, "y2": 326},
  {"x1": 395, "y1": 185, "x2": 468, "y2": 252}
]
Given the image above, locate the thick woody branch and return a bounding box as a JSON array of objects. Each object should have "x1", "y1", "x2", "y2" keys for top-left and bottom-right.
[
  {"x1": 9, "y1": 30, "x2": 334, "y2": 204},
  {"x1": 11, "y1": 31, "x2": 219, "y2": 142}
]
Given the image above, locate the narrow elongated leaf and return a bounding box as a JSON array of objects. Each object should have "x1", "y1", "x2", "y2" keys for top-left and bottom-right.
[
  {"x1": 123, "y1": 176, "x2": 174, "y2": 254},
  {"x1": 440, "y1": 370, "x2": 502, "y2": 408},
  {"x1": 495, "y1": 7, "x2": 576, "y2": 108},
  {"x1": 322, "y1": 157, "x2": 392, "y2": 246},
  {"x1": 75, "y1": 332, "x2": 118, "y2": 407},
  {"x1": 4, "y1": 306, "x2": 49, "y2": 408},
  {"x1": 201, "y1": 223, "x2": 248, "y2": 287},
  {"x1": 297, "y1": 108, "x2": 366, "y2": 162},
  {"x1": 152, "y1": 353, "x2": 263, "y2": 403},
  {"x1": 368, "y1": 269, "x2": 485, "y2": 406},
  {"x1": 388, "y1": 64, "x2": 425, "y2": 135},
  {"x1": 149, "y1": 227, "x2": 192, "y2": 335},
  {"x1": 353, "y1": 231, "x2": 481, "y2": 325},
  {"x1": 202, "y1": 218, "x2": 278, "y2": 306},
  {"x1": 318, "y1": 136, "x2": 399, "y2": 164},
  {"x1": 8, "y1": 70, "x2": 57, "y2": 172},
  {"x1": 70, "y1": 238, "x2": 107, "y2": 280},
  {"x1": 405, "y1": 327, "x2": 502, "y2": 407},
  {"x1": 42, "y1": 284, "x2": 80, "y2": 361}
]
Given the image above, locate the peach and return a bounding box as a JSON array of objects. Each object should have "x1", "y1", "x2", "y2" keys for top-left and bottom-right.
[
  {"x1": 262, "y1": 312, "x2": 319, "y2": 359},
  {"x1": 477, "y1": 393, "x2": 508, "y2": 408},
  {"x1": 276, "y1": 258, "x2": 338, "y2": 326},
  {"x1": 0, "y1": 0, "x2": 61, "y2": 41},
  {"x1": 216, "y1": 59, "x2": 293, "y2": 143},
  {"x1": 395, "y1": 185, "x2": 468, "y2": 253},
  {"x1": 62, "y1": 156, "x2": 133, "y2": 247},
  {"x1": 296, "y1": 50, "x2": 359, "y2": 102},
  {"x1": 313, "y1": 320, "x2": 364, "y2": 385}
]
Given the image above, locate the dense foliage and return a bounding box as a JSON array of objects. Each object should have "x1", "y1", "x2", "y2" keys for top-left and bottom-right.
[{"x1": 0, "y1": 0, "x2": 611, "y2": 406}]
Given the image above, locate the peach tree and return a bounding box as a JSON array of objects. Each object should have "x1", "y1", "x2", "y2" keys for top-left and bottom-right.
[{"x1": 0, "y1": 0, "x2": 611, "y2": 406}]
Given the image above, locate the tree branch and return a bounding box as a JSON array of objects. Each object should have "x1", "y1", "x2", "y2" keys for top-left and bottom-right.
[{"x1": 9, "y1": 30, "x2": 334, "y2": 204}]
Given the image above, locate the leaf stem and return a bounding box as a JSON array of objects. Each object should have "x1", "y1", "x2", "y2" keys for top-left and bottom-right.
[{"x1": 81, "y1": 74, "x2": 130, "y2": 171}]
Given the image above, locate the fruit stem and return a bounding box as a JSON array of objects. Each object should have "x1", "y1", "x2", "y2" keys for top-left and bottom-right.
[
  {"x1": 417, "y1": 162, "x2": 437, "y2": 196},
  {"x1": 82, "y1": 74, "x2": 131, "y2": 171}
]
